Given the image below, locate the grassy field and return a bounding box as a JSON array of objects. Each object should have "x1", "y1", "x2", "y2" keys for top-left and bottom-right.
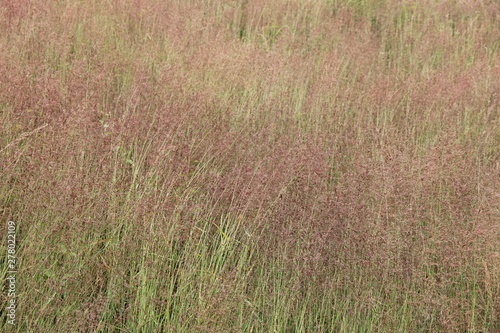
[{"x1": 1, "y1": 0, "x2": 499, "y2": 331}]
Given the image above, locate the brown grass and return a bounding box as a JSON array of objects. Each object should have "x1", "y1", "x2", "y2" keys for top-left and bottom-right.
[{"x1": 1, "y1": 0, "x2": 499, "y2": 331}]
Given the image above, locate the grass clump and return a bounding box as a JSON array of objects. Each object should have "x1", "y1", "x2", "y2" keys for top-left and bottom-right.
[{"x1": 1, "y1": 0, "x2": 499, "y2": 331}]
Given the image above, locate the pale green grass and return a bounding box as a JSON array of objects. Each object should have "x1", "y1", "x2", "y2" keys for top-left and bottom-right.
[{"x1": 1, "y1": 0, "x2": 498, "y2": 332}]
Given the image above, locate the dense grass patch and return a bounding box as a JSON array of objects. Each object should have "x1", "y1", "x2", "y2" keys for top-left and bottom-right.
[{"x1": 1, "y1": 0, "x2": 498, "y2": 331}]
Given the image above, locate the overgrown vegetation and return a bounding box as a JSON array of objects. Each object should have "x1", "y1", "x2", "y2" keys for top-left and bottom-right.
[{"x1": 1, "y1": 0, "x2": 499, "y2": 331}]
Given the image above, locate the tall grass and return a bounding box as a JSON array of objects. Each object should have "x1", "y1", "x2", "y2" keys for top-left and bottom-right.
[{"x1": 1, "y1": 0, "x2": 499, "y2": 331}]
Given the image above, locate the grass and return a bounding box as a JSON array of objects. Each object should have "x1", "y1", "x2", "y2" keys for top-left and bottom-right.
[{"x1": 0, "y1": 0, "x2": 499, "y2": 331}]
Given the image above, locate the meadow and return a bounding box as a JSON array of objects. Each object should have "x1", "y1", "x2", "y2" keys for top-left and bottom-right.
[{"x1": 0, "y1": 0, "x2": 499, "y2": 331}]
